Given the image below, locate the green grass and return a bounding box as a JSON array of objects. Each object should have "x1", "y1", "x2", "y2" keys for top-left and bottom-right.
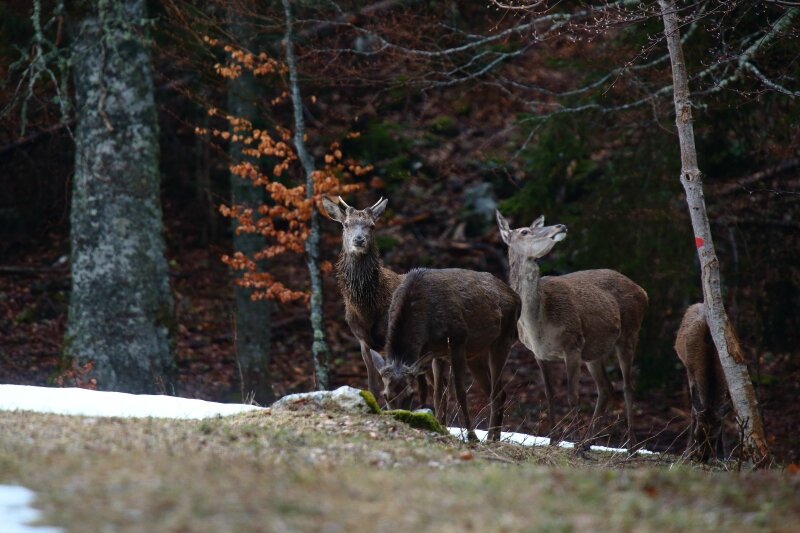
[{"x1": 0, "y1": 409, "x2": 798, "y2": 532}]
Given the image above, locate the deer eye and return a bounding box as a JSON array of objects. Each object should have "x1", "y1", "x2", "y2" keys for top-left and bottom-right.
[{"x1": 520, "y1": 229, "x2": 530, "y2": 235}]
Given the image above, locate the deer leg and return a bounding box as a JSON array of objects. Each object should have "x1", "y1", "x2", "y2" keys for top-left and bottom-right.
[
  {"x1": 488, "y1": 344, "x2": 510, "y2": 442},
  {"x1": 615, "y1": 342, "x2": 638, "y2": 448},
  {"x1": 585, "y1": 358, "x2": 612, "y2": 444},
  {"x1": 685, "y1": 370, "x2": 698, "y2": 455},
  {"x1": 467, "y1": 354, "x2": 494, "y2": 438},
  {"x1": 536, "y1": 358, "x2": 557, "y2": 440},
  {"x1": 360, "y1": 341, "x2": 383, "y2": 401},
  {"x1": 687, "y1": 364, "x2": 715, "y2": 462},
  {"x1": 416, "y1": 373, "x2": 429, "y2": 410},
  {"x1": 564, "y1": 354, "x2": 582, "y2": 444},
  {"x1": 432, "y1": 358, "x2": 449, "y2": 425},
  {"x1": 450, "y1": 342, "x2": 476, "y2": 442}
]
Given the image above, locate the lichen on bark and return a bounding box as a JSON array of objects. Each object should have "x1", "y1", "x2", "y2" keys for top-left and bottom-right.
[{"x1": 66, "y1": 0, "x2": 176, "y2": 393}]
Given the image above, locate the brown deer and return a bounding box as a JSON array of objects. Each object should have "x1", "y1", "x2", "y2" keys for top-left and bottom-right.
[
  {"x1": 322, "y1": 196, "x2": 403, "y2": 400},
  {"x1": 370, "y1": 268, "x2": 521, "y2": 441},
  {"x1": 674, "y1": 302, "x2": 730, "y2": 462},
  {"x1": 496, "y1": 211, "x2": 648, "y2": 446}
]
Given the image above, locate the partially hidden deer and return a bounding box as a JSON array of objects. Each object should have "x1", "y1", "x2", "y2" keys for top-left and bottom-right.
[
  {"x1": 322, "y1": 196, "x2": 405, "y2": 400},
  {"x1": 496, "y1": 211, "x2": 648, "y2": 446},
  {"x1": 370, "y1": 267, "x2": 521, "y2": 441},
  {"x1": 674, "y1": 302, "x2": 730, "y2": 462}
]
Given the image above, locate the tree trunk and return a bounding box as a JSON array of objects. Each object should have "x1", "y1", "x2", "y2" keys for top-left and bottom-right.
[
  {"x1": 67, "y1": 0, "x2": 176, "y2": 393},
  {"x1": 659, "y1": 0, "x2": 769, "y2": 465},
  {"x1": 228, "y1": 14, "x2": 275, "y2": 405},
  {"x1": 282, "y1": 0, "x2": 330, "y2": 390}
]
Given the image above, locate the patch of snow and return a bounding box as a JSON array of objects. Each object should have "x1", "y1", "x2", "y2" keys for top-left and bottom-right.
[
  {"x1": 0, "y1": 385, "x2": 261, "y2": 420},
  {"x1": 448, "y1": 427, "x2": 656, "y2": 455},
  {"x1": 0, "y1": 485, "x2": 61, "y2": 532},
  {"x1": 272, "y1": 385, "x2": 372, "y2": 414}
]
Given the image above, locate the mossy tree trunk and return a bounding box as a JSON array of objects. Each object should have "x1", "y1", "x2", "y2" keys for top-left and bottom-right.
[
  {"x1": 228, "y1": 13, "x2": 275, "y2": 405},
  {"x1": 67, "y1": 0, "x2": 176, "y2": 393},
  {"x1": 659, "y1": 0, "x2": 769, "y2": 465}
]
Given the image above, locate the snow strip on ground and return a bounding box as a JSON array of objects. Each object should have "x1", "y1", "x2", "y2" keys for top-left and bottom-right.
[
  {"x1": 0, "y1": 485, "x2": 61, "y2": 532},
  {"x1": 447, "y1": 427, "x2": 656, "y2": 455},
  {"x1": 0, "y1": 385, "x2": 260, "y2": 419}
]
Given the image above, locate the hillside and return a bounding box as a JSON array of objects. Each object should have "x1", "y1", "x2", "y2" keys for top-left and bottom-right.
[{"x1": 0, "y1": 387, "x2": 798, "y2": 531}]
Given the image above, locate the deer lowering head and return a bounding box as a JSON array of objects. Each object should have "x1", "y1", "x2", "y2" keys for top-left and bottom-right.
[
  {"x1": 370, "y1": 268, "x2": 520, "y2": 441},
  {"x1": 675, "y1": 303, "x2": 730, "y2": 462}
]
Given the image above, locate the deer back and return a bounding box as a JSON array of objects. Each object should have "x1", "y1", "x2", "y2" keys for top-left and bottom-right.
[
  {"x1": 558, "y1": 269, "x2": 648, "y2": 337},
  {"x1": 386, "y1": 268, "x2": 520, "y2": 366},
  {"x1": 537, "y1": 274, "x2": 622, "y2": 361}
]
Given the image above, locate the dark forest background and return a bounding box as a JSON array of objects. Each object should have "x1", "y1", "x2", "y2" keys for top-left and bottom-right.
[{"x1": 1, "y1": 1, "x2": 798, "y2": 461}]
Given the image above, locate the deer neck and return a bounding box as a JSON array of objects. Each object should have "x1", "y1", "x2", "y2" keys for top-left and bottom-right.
[
  {"x1": 508, "y1": 249, "x2": 544, "y2": 320},
  {"x1": 338, "y1": 245, "x2": 383, "y2": 310}
]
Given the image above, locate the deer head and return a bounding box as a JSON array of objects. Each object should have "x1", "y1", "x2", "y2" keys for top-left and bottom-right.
[
  {"x1": 369, "y1": 349, "x2": 417, "y2": 409},
  {"x1": 496, "y1": 210, "x2": 567, "y2": 259},
  {"x1": 322, "y1": 196, "x2": 389, "y2": 255}
]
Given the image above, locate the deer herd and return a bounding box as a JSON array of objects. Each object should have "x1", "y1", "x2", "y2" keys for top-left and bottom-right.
[{"x1": 322, "y1": 195, "x2": 729, "y2": 460}]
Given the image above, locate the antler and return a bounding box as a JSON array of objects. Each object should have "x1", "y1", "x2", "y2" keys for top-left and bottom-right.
[
  {"x1": 337, "y1": 196, "x2": 351, "y2": 209},
  {"x1": 370, "y1": 197, "x2": 385, "y2": 210}
]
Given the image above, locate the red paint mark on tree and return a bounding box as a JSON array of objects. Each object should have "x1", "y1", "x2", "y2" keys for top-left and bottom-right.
[{"x1": 695, "y1": 236, "x2": 705, "y2": 249}]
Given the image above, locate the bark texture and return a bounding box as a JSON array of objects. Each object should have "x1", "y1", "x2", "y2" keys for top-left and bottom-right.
[
  {"x1": 228, "y1": 15, "x2": 275, "y2": 405},
  {"x1": 283, "y1": 0, "x2": 330, "y2": 390},
  {"x1": 67, "y1": 0, "x2": 176, "y2": 393},
  {"x1": 659, "y1": 0, "x2": 769, "y2": 465}
]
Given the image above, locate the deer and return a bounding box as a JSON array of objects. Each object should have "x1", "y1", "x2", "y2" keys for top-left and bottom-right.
[
  {"x1": 496, "y1": 211, "x2": 648, "y2": 447},
  {"x1": 674, "y1": 302, "x2": 730, "y2": 462},
  {"x1": 321, "y1": 196, "x2": 405, "y2": 401},
  {"x1": 369, "y1": 267, "x2": 521, "y2": 441}
]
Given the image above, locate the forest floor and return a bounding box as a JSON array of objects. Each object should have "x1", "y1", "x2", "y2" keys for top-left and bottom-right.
[
  {"x1": 2, "y1": 227, "x2": 800, "y2": 465},
  {"x1": 1, "y1": 406, "x2": 798, "y2": 532}
]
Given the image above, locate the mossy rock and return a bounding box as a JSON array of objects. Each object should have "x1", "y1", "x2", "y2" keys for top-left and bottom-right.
[
  {"x1": 358, "y1": 390, "x2": 446, "y2": 434},
  {"x1": 383, "y1": 409, "x2": 447, "y2": 434},
  {"x1": 359, "y1": 390, "x2": 382, "y2": 415}
]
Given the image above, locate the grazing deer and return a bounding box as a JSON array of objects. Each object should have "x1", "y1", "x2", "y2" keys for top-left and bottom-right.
[
  {"x1": 674, "y1": 302, "x2": 730, "y2": 461},
  {"x1": 496, "y1": 211, "x2": 648, "y2": 446},
  {"x1": 322, "y1": 196, "x2": 404, "y2": 400},
  {"x1": 370, "y1": 268, "x2": 521, "y2": 441}
]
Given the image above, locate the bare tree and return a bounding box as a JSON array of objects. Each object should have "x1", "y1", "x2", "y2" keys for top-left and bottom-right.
[
  {"x1": 658, "y1": 0, "x2": 769, "y2": 465},
  {"x1": 282, "y1": 0, "x2": 330, "y2": 390}
]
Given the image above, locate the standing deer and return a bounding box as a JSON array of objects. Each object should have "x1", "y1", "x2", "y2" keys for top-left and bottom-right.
[
  {"x1": 370, "y1": 268, "x2": 521, "y2": 441},
  {"x1": 322, "y1": 196, "x2": 403, "y2": 400},
  {"x1": 674, "y1": 302, "x2": 730, "y2": 461},
  {"x1": 496, "y1": 211, "x2": 648, "y2": 446}
]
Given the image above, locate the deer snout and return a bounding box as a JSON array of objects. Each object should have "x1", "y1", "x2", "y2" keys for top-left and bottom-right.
[{"x1": 353, "y1": 235, "x2": 367, "y2": 247}]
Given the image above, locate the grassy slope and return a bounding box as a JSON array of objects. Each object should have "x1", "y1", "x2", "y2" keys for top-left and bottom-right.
[{"x1": 0, "y1": 408, "x2": 798, "y2": 532}]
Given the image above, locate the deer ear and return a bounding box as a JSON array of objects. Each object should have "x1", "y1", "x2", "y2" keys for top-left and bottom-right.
[
  {"x1": 496, "y1": 210, "x2": 511, "y2": 244},
  {"x1": 531, "y1": 215, "x2": 545, "y2": 229},
  {"x1": 322, "y1": 196, "x2": 345, "y2": 224},
  {"x1": 370, "y1": 349, "x2": 387, "y2": 373},
  {"x1": 368, "y1": 197, "x2": 388, "y2": 220}
]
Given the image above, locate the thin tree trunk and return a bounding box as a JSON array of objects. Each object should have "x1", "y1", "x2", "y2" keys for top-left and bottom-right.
[
  {"x1": 228, "y1": 14, "x2": 275, "y2": 405},
  {"x1": 68, "y1": 0, "x2": 176, "y2": 393},
  {"x1": 282, "y1": 0, "x2": 330, "y2": 390},
  {"x1": 659, "y1": 0, "x2": 769, "y2": 465}
]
